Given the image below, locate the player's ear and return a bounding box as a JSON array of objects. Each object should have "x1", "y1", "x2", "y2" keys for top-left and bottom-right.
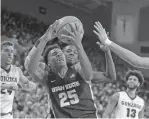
[{"x1": 138, "y1": 82, "x2": 141, "y2": 87}]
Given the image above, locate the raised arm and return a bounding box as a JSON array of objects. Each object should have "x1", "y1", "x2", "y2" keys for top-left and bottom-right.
[
  {"x1": 91, "y1": 44, "x2": 116, "y2": 84},
  {"x1": 25, "y1": 21, "x2": 58, "y2": 85},
  {"x1": 109, "y1": 42, "x2": 149, "y2": 69},
  {"x1": 17, "y1": 67, "x2": 36, "y2": 91},
  {"x1": 61, "y1": 24, "x2": 93, "y2": 81},
  {"x1": 102, "y1": 92, "x2": 119, "y2": 118},
  {"x1": 93, "y1": 21, "x2": 149, "y2": 69}
]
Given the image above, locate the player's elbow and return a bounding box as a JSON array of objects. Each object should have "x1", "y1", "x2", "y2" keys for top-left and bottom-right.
[
  {"x1": 102, "y1": 112, "x2": 110, "y2": 118},
  {"x1": 85, "y1": 74, "x2": 93, "y2": 81},
  {"x1": 110, "y1": 73, "x2": 117, "y2": 81}
]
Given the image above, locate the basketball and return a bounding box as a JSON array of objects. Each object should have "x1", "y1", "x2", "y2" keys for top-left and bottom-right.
[{"x1": 56, "y1": 16, "x2": 84, "y2": 44}]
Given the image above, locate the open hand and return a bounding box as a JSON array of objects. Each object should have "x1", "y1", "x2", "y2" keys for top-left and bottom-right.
[
  {"x1": 93, "y1": 21, "x2": 109, "y2": 45},
  {"x1": 60, "y1": 23, "x2": 84, "y2": 46}
]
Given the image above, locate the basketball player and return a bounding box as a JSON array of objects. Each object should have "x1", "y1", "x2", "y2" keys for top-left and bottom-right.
[
  {"x1": 93, "y1": 21, "x2": 149, "y2": 69},
  {"x1": 25, "y1": 21, "x2": 106, "y2": 118},
  {"x1": 102, "y1": 70, "x2": 145, "y2": 119},
  {"x1": 62, "y1": 43, "x2": 116, "y2": 83},
  {"x1": 1, "y1": 41, "x2": 36, "y2": 119}
]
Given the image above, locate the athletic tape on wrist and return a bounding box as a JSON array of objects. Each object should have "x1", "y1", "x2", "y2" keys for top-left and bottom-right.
[{"x1": 105, "y1": 38, "x2": 112, "y2": 46}]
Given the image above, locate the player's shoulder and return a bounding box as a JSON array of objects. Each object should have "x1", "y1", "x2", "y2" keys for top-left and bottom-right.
[
  {"x1": 137, "y1": 95, "x2": 145, "y2": 104},
  {"x1": 111, "y1": 91, "x2": 120, "y2": 99}
]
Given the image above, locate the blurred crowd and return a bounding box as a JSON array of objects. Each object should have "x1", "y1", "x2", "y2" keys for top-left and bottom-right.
[{"x1": 1, "y1": 9, "x2": 149, "y2": 118}]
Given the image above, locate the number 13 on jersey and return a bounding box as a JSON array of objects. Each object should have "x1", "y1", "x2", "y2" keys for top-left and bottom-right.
[{"x1": 59, "y1": 89, "x2": 79, "y2": 107}]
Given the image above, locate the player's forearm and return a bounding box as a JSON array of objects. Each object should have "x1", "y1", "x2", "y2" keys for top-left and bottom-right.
[
  {"x1": 102, "y1": 113, "x2": 110, "y2": 118},
  {"x1": 76, "y1": 44, "x2": 93, "y2": 81},
  {"x1": 109, "y1": 42, "x2": 144, "y2": 68},
  {"x1": 21, "y1": 81, "x2": 36, "y2": 91},
  {"x1": 25, "y1": 36, "x2": 47, "y2": 73},
  {"x1": 1, "y1": 84, "x2": 11, "y2": 90},
  {"x1": 105, "y1": 49, "x2": 116, "y2": 80},
  {"x1": 1, "y1": 84, "x2": 14, "y2": 90}
]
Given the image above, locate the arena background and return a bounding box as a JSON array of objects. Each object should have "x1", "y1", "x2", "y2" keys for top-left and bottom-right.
[{"x1": 1, "y1": 0, "x2": 149, "y2": 118}]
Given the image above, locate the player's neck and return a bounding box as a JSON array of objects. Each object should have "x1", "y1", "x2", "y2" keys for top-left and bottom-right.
[
  {"x1": 126, "y1": 88, "x2": 137, "y2": 99},
  {"x1": 1, "y1": 62, "x2": 11, "y2": 71},
  {"x1": 55, "y1": 65, "x2": 68, "y2": 78}
]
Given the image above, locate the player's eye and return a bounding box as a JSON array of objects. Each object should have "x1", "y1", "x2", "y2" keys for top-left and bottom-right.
[
  {"x1": 4, "y1": 49, "x2": 9, "y2": 52},
  {"x1": 67, "y1": 49, "x2": 71, "y2": 53},
  {"x1": 74, "y1": 51, "x2": 77, "y2": 54}
]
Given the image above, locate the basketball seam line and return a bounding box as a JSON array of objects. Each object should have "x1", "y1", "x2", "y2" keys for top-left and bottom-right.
[{"x1": 57, "y1": 20, "x2": 80, "y2": 34}]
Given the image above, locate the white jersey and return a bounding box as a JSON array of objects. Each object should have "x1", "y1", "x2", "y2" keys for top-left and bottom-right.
[
  {"x1": 113, "y1": 91, "x2": 144, "y2": 119},
  {"x1": 0, "y1": 65, "x2": 20, "y2": 113}
]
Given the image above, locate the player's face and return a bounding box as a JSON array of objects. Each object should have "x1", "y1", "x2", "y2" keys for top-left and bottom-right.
[
  {"x1": 48, "y1": 48, "x2": 66, "y2": 67},
  {"x1": 63, "y1": 45, "x2": 79, "y2": 66},
  {"x1": 126, "y1": 75, "x2": 140, "y2": 90},
  {"x1": 1, "y1": 46, "x2": 14, "y2": 65}
]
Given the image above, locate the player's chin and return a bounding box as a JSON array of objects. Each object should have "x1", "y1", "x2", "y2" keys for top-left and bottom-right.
[
  {"x1": 128, "y1": 85, "x2": 136, "y2": 90},
  {"x1": 6, "y1": 60, "x2": 12, "y2": 65},
  {"x1": 67, "y1": 61, "x2": 76, "y2": 66}
]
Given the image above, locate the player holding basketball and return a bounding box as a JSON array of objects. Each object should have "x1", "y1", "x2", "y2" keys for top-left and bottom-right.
[
  {"x1": 93, "y1": 21, "x2": 149, "y2": 69},
  {"x1": 102, "y1": 70, "x2": 145, "y2": 119},
  {"x1": 0, "y1": 41, "x2": 36, "y2": 119},
  {"x1": 25, "y1": 20, "x2": 115, "y2": 118}
]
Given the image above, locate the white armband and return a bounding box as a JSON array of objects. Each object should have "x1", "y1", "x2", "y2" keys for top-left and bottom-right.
[{"x1": 105, "y1": 38, "x2": 112, "y2": 46}]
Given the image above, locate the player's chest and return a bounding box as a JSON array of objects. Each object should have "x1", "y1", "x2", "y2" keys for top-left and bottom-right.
[
  {"x1": 1, "y1": 70, "x2": 19, "y2": 83},
  {"x1": 119, "y1": 98, "x2": 142, "y2": 110}
]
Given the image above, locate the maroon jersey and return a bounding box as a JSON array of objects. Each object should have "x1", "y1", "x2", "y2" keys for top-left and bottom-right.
[{"x1": 46, "y1": 67, "x2": 97, "y2": 118}]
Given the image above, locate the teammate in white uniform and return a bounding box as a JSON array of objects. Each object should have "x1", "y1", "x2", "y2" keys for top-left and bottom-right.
[
  {"x1": 103, "y1": 70, "x2": 145, "y2": 119},
  {"x1": 0, "y1": 41, "x2": 36, "y2": 119}
]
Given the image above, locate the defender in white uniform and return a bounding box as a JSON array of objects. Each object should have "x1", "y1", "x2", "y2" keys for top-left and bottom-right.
[
  {"x1": 0, "y1": 41, "x2": 36, "y2": 119},
  {"x1": 103, "y1": 70, "x2": 145, "y2": 119}
]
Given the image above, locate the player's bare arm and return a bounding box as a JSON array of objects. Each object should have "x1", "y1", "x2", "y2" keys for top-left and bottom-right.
[
  {"x1": 61, "y1": 23, "x2": 93, "y2": 81},
  {"x1": 110, "y1": 42, "x2": 149, "y2": 69},
  {"x1": 138, "y1": 102, "x2": 145, "y2": 118},
  {"x1": 92, "y1": 43, "x2": 116, "y2": 84},
  {"x1": 25, "y1": 21, "x2": 58, "y2": 85},
  {"x1": 102, "y1": 92, "x2": 119, "y2": 118},
  {"x1": 1, "y1": 83, "x2": 18, "y2": 91},
  {"x1": 93, "y1": 21, "x2": 149, "y2": 69},
  {"x1": 17, "y1": 67, "x2": 36, "y2": 91}
]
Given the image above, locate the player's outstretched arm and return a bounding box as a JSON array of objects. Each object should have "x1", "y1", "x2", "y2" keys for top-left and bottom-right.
[
  {"x1": 1, "y1": 83, "x2": 18, "y2": 91},
  {"x1": 109, "y1": 42, "x2": 149, "y2": 69},
  {"x1": 102, "y1": 92, "x2": 119, "y2": 118},
  {"x1": 61, "y1": 24, "x2": 93, "y2": 81},
  {"x1": 25, "y1": 21, "x2": 58, "y2": 84},
  {"x1": 93, "y1": 21, "x2": 149, "y2": 69},
  {"x1": 17, "y1": 67, "x2": 36, "y2": 91}
]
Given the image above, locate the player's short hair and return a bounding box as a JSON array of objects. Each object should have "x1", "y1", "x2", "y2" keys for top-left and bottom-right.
[
  {"x1": 125, "y1": 70, "x2": 144, "y2": 86},
  {"x1": 1, "y1": 41, "x2": 14, "y2": 49},
  {"x1": 43, "y1": 44, "x2": 60, "y2": 65}
]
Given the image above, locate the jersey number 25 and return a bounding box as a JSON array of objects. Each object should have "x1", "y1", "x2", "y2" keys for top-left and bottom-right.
[{"x1": 59, "y1": 89, "x2": 79, "y2": 107}]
